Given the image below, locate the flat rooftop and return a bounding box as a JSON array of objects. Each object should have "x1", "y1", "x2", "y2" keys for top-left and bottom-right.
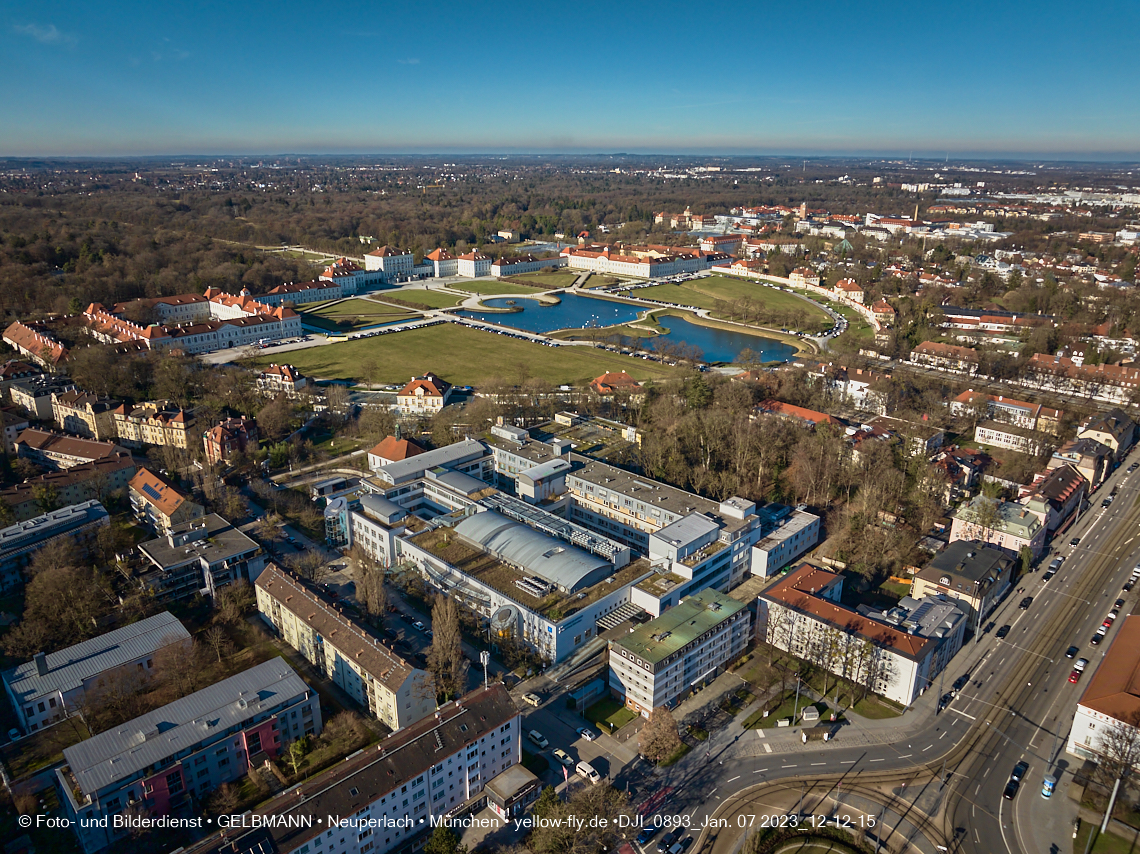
[
  {"x1": 612, "y1": 588, "x2": 747, "y2": 666},
  {"x1": 408, "y1": 525, "x2": 651, "y2": 620},
  {"x1": 138, "y1": 513, "x2": 259, "y2": 568}
]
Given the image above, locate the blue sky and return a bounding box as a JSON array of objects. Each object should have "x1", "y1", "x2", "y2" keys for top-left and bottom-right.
[{"x1": 4, "y1": 0, "x2": 1139, "y2": 158}]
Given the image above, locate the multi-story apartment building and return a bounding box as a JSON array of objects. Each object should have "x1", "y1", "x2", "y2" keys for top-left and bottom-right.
[
  {"x1": 751, "y1": 504, "x2": 822, "y2": 577},
  {"x1": 128, "y1": 467, "x2": 204, "y2": 533},
  {"x1": 57, "y1": 659, "x2": 320, "y2": 854},
  {"x1": 761, "y1": 564, "x2": 966, "y2": 707},
  {"x1": 364, "y1": 246, "x2": 415, "y2": 281},
  {"x1": 973, "y1": 421, "x2": 1048, "y2": 456},
  {"x1": 0, "y1": 454, "x2": 136, "y2": 522},
  {"x1": 909, "y1": 341, "x2": 979, "y2": 374},
  {"x1": 51, "y1": 391, "x2": 121, "y2": 440},
  {"x1": 2, "y1": 611, "x2": 190, "y2": 734},
  {"x1": 137, "y1": 514, "x2": 266, "y2": 601},
  {"x1": 257, "y1": 363, "x2": 309, "y2": 396},
  {"x1": 255, "y1": 564, "x2": 436, "y2": 731},
  {"x1": 949, "y1": 496, "x2": 1047, "y2": 558},
  {"x1": 1078, "y1": 408, "x2": 1137, "y2": 461},
  {"x1": 396, "y1": 373, "x2": 452, "y2": 415},
  {"x1": 203, "y1": 416, "x2": 258, "y2": 465},
  {"x1": 0, "y1": 501, "x2": 110, "y2": 592},
  {"x1": 910, "y1": 541, "x2": 1014, "y2": 628},
  {"x1": 0, "y1": 360, "x2": 42, "y2": 401},
  {"x1": 1068, "y1": 616, "x2": 1140, "y2": 764},
  {"x1": 950, "y1": 391, "x2": 1064, "y2": 433},
  {"x1": 10, "y1": 376, "x2": 78, "y2": 419},
  {"x1": 259, "y1": 279, "x2": 348, "y2": 306},
  {"x1": 1, "y1": 321, "x2": 68, "y2": 367},
  {"x1": 14, "y1": 428, "x2": 129, "y2": 471},
  {"x1": 0, "y1": 409, "x2": 30, "y2": 454},
  {"x1": 171, "y1": 685, "x2": 520, "y2": 854},
  {"x1": 112, "y1": 400, "x2": 192, "y2": 449},
  {"x1": 608, "y1": 588, "x2": 750, "y2": 716}
]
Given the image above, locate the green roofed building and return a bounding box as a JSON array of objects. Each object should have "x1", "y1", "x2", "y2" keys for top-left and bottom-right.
[{"x1": 607, "y1": 588, "x2": 750, "y2": 717}]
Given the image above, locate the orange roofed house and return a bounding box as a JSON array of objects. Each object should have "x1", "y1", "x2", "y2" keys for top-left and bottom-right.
[
  {"x1": 397, "y1": 374, "x2": 453, "y2": 415},
  {"x1": 203, "y1": 416, "x2": 259, "y2": 465},
  {"x1": 590, "y1": 371, "x2": 643, "y2": 397},
  {"x1": 1068, "y1": 616, "x2": 1140, "y2": 763},
  {"x1": 128, "y1": 467, "x2": 204, "y2": 533},
  {"x1": 366, "y1": 434, "x2": 426, "y2": 471},
  {"x1": 760, "y1": 564, "x2": 967, "y2": 706},
  {"x1": 755, "y1": 400, "x2": 839, "y2": 429}
]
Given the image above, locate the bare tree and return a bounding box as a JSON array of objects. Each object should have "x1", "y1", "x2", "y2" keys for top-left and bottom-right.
[
  {"x1": 204, "y1": 626, "x2": 234, "y2": 663},
  {"x1": 216, "y1": 580, "x2": 255, "y2": 624},
  {"x1": 286, "y1": 550, "x2": 330, "y2": 585},
  {"x1": 427, "y1": 596, "x2": 468, "y2": 701},
  {"x1": 638, "y1": 706, "x2": 681, "y2": 764},
  {"x1": 1094, "y1": 710, "x2": 1140, "y2": 790}
]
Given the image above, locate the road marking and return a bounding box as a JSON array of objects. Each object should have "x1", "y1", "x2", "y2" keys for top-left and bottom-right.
[
  {"x1": 708, "y1": 788, "x2": 717, "y2": 798},
  {"x1": 974, "y1": 785, "x2": 981, "y2": 795},
  {"x1": 754, "y1": 768, "x2": 767, "y2": 773},
  {"x1": 899, "y1": 754, "x2": 911, "y2": 758},
  {"x1": 983, "y1": 767, "x2": 990, "y2": 778},
  {"x1": 842, "y1": 760, "x2": 856, "y2": 763},
  {"x1": 870, "y1": 758, "x2": 885, "y2": 762},
  {"x1": 781, "y1": 764, "x2": 797, "y2": 768},
  {"x1": 949, "y1": 707, "x2": 977, "y2": 720},
  {"x1": 756, "y1": 729, "x2": 765, "y2": 738},
  {"x1": 763, "y1": 743, "x2": 772, "y2": 753},
  {"x1": 939, "y1": 731, "x2": 948, "y2": 739},
  {"x1": 727, "y1": 775, "x2": 740, "y2": 783},
  {"x1": 811, "y1": 762, "x2": 825, "y2": 766},
  {"x1": 922, "y1": 744, "x2": 933, "y2": 751}
]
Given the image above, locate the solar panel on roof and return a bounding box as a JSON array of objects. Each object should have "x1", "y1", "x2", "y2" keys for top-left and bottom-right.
[{"x1": 142, "y1": 484, "x2": 163, "y2": 501}]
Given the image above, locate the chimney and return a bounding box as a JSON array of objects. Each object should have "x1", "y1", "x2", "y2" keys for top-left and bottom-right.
[{"x1": 34, "y1": 652, "x2": 47, "y2": 677}]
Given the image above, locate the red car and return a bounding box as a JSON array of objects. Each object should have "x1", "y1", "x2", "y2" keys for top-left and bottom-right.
[{"x1": 1069, "y1": 669, "x2": 1082, "y2": 683}]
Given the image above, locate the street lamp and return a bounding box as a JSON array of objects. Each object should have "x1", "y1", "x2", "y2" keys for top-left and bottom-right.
[{"x1": 480, "y1": 650, "x2": 490, "y2": 688}]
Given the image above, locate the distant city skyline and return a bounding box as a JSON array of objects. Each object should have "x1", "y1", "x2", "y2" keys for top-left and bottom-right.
[{"x1": 3, "y1": 0, "x2": 1139, "y2": 159}]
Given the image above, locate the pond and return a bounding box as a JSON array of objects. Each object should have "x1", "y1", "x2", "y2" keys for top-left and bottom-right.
[{"x1": 456, "y1": 293, "x2": 796, "y2": 363}]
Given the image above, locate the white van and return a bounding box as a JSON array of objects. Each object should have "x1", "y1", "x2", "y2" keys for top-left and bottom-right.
[{"x1": 576, "y1": 761, "x2": 601, "y2": 784}]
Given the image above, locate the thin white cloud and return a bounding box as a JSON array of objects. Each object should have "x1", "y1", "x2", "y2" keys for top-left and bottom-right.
[
  {"x1": 396, "y1": 57, "x2": 420, "y2": 65},
  {"x1": 13, "y1": 23, "x2": 75, "y2": 45}
]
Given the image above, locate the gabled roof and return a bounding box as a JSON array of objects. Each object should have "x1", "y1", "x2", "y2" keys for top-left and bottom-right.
[
  {"x1": 426, "y1": 248, "x2": 454, "y2": 262},
  {"x1": 761, "y1": 564, "x2": 931, "y2": 659},
  {"x1": 366, "y1": 246, "x2": 411, "y2": 258},
  {"x1": 367, "y1": 435, "x2": 425, "y2": 463},
  {"x1": 398, "y1": 373, "x2": 451, "y2": 399},
  {"x1": 1078, "y1": 615, "x2": 1140, "y2": 722},
  {"x1": 590, "y1": 371, "x2": 642, "y2": 394},
  {"x1": 128, "y1": 467, "x2": 195, "y2": 518},
  {"x1": 756, "y1": 400, "x2": 838, "y2": 427}
]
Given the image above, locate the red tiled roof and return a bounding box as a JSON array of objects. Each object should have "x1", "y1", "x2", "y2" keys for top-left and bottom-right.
[
  {"x1": 590, "y1": 371, "x2": 642, "y2": 395},
  {"x1": 398, "y1": 373, "x2": 451, "y2": 399},
  {"x1": 1078, "y1": 616, "x2": 1140, "y2": 722},
  {"x1": 368, "y1": 436, "x2": 426, "y2": 463},
  {"x1": 129, "y1": 467, "x2": 194, "y2": 518},
  {"x1": 763, "y1": 564, "x2": 930, "y2": 659},
  {"x1": 756, "y1": 400, "x2": 838, "y2": 427}
]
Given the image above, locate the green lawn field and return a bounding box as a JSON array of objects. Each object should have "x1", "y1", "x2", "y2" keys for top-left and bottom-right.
[
  {"x1": 255, "y1": 323, "x2": 681, "y2": 386},
  {"x1": 383, "y1": 289, "x2": 467, "y2": 309},
  {"x1": 621, "y1": 276, "x2": 832, "y2": 332},
  {"x1": 508, "y1": 271, "x2": 581, "y2": 288},
  {"x1": 300, "y1": 298, "x2": 418, "y2": 331},
  {"x1": 450, "y1": 280, "x2": 548, "y2": 295}
]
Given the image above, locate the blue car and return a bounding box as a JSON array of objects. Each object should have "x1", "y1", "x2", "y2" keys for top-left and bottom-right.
[{"x1": 636, "y1": 826, "x2": 658, "y2": 845}]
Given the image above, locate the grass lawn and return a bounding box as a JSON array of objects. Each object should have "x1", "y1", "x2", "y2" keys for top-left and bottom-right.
[
  {"x1": 1076, "y1": 823, "x2": 1138, "y2": 854},
  {"x1": 659, "y1": 742, "x2": 692, "y2": 767},
  {"x1": 851, "y1": 695, "x2": 904, "y2": 720},
  {"x1": 301, "y1": 298, "x2": 419, "y2": 331},
  {"x1": 254, "y1": 323, "x2": 681, "y2": 386},
  {"x1": 582, "y1": 275, "x2": 621, "y2": 288},
  {"x1": 385, "y1": 289, "x2": 467, "y2": 309},
  {"x1": 584, "y1": 697, "x2": 638, "y2": 733},
  {"x1": 621, "y1": 277, "x2": 832, "y2": 333},
  {"x1": 510, "y1": 271, "x2": 581, "y2": 288},
  {"x1": 452, "y1": 280, "x2": 548, "y2": 295},
  {"x1": 1, "y1": 717, "x2": 91, "y2": 779},
  {"x1": 744, "y1": 692, "x2": 828, "y2": 729}
]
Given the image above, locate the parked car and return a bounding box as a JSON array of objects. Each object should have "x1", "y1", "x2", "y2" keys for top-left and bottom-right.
[
  {"x1": 522, "y1": 692, "x2": 541, "y2": 708},
  {"x1": 412, "y1": 621, "x2": 426, "y2": 632},
  {"x1": 6, "y1": 728, "x2": 18, "y2": 741},
  {"x1": 1069, "y1": 669, "x2": 1082, "y2": 683},
  {"x1": 1019, "y1": 596, "x2": 1034, "y2": 610},
  {"x1": 553, "y1": 748, "x2": 574, "y2": 767},
  {"x1": 953, "y1": 675, "x2": 969, "y2": 691},
  {"x1": 636, "y1": 826, "x2": 659, "y2": 846},
  {"x1": 578, "y1": 727, "x2": 598, "y2": 742},
  {"x1": 996, "y1": 625, "x2": 1012, "y2": 639},
  {"x1": 576, "y1": 761, "x2": 601, "y2": 784},
  {"x1": 1071, "y1": 537, "x2": 1082, "y2": 546},
  {"x1": 528, "y1": 730, "x2": 548, "y2": 749},
  {"x1": 1065, "y1": 646, "x2": 1080, "y2": 658}
]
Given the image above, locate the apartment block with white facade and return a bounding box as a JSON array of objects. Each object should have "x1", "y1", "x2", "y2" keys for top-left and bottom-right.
[
  {"x1": 608, "y1": 588, "x2": 750, "y2": 716},
  {"x1": 255, "y1": 564, "x2": 435, "y2": 731},
  {"x1": 1068, "y1": 616, "x2": 1140, "y2": 764},
  {"x1": 760, "y1": 564, "x2": 966, "y2": 707}
]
